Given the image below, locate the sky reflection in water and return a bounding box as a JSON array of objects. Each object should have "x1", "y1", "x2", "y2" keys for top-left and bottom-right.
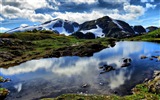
[{"x1": 0, "y1": 41, "x2": 160, "y2": 99}]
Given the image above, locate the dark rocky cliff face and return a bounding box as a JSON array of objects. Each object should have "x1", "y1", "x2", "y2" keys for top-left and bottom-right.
[
  {"x1": 133, "y1": 25, "x2": 146, "y2": 34},
  {"x1": 78, "y1": 16, "x2": 135, "y2": 38}
]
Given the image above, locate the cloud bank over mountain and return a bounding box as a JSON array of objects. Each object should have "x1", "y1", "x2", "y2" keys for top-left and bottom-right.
[{"x1": 0, "y1": 0, "x2": 159, "y2": 32}]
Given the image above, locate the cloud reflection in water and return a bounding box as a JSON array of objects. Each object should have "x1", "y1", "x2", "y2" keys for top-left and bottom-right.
[{"x1": 1, "y1": 41, "x2": 159, "y2": 91}]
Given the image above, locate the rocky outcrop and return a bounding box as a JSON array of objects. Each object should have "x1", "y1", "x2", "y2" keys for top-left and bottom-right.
[
  {"x1": 0, "y1": 38, "x2": 33, "y2": 63},
  {"x1": 99, "y1": 64, "x2": 115, "y2": 74},
  {"x1": 146, "y1": 26, "x2": 158, "y2": 32},
  {"x1": 148, "y1": 71, "x2": 160, "y2": 94},
  {"x1": 49, "y1": 41, "x2": 109, "y2": 57},
  {"x1": 133, "y1": 25, "x2": 146, "y2": 34},
  {"x1": 71, "y1": 32, "x2": 95, "y2": 39},
  {"x1": 79, "y1": 20, "x2": 97, "y2": 30},
  {"x1": 0, "y1": 76, "x2": 10, "y2": 99},
  {"x1": 85, "y1": 32, "x2": 95, "y2": 39},
  {"x1": 71, "y1": 32, "x2": 85, "y2": 39},
  {"x1": 121, "y1": 58, "x2": 132, "y2": 67},
  {"x1": 140, "y1": 55, "x2": 148, "y2": 59}
]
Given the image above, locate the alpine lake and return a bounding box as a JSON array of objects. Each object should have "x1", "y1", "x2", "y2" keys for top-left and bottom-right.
[{"x1": 1, "y1": 41, "x2": 160, "y2": 100}]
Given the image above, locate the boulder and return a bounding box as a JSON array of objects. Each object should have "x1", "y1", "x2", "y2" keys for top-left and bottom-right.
[
  {"x1": 122, "y1": 58, "x2": 132, "y2": 63},
  {"x1": 100, "y1": 64, "x2": 115, "y2": 74},
  {"x1": 140, "y1": 55, "x2": 148, "y2": 59},
  {"x1": 151, "y1": 56, "x2": 158, "y2": 58},
  {"x1": 71, "y1": 32, "x2": 85, "y2": 39},
  {"x1": 121, "y1": 58, "x2": 132, "y2": 67},
  {"x1": 121, "y1": 63, "x2": 131, "y2": 67},
  {"x1": 85, "y1": 32, "x2": 95, "y2": 39},
  {"x1": 81, "y1": 84, "x2": 89, "y2": 88},
  {"x1": 0, "y1": 88, "x2": 9, "y2": 99},
  {"x1": 0, "y1": 77, "x2": 11, "y2": 83}
]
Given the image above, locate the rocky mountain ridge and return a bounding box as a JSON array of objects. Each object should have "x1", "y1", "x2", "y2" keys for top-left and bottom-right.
[{"x1": 6, "y1": 16, "x2": 158, "y2": 38}]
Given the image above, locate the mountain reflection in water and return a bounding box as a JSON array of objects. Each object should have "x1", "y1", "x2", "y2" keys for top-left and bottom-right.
[{"x1": 1, "y1": 41, "x2": 160, "y2": 100}]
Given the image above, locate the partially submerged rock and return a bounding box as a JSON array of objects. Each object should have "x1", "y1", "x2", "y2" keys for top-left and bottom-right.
[
  {"x1": 157, "y1": 56, "x2": 160, "y2": 61},
  {"x1": 121, "y1": 58, "x2": 132, "y2": 67},
  {"x1": 81, "y1": 84, "x2": 90, "y2": 88},
  {"x1": 140, "y1": 55, "x2": 147, "y2": 59},
  {"x1": 99, "y1": 64, "x2": 115, "y2": 74},
  {"x1": 0, "y1": 88, "x2": 9, "y2": 98},
  {"x1": 150, "y1": 58, "x2": 153, "y2": 60},
  {"x1": 121, "y1": 63, "x2": 131, "y2": 67},
  {"x1": 0, "y1": 77, "x2": 11, "y2": 83},
  {"x1": 0, "y1": 77, "x2": 11, "y2": 99},
  {"x1": 151, "y1": 56, "x2": 158, "y2": 58},
  {"x1": 122, "y1": 58, "x2": 132, "y2": 63}
]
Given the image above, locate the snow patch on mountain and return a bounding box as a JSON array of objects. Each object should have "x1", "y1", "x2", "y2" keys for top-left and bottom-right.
[
  {"x1": 112, "y1": 20, "x2": 123, "y2": 29},
  {"x1": 6, "y1": 19, "x2": 79, "y2": 35},
  {"x1": 74, "y1": 27, "x2": 79, "y2": 32},
  {"x1": 80, "y1": 25, "x2": 104, "y2": 37}
]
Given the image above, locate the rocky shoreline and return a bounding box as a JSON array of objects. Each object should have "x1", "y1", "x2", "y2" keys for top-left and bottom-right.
[{"x1": 0, "y1": 37, "x2": 116, "y2": 68}]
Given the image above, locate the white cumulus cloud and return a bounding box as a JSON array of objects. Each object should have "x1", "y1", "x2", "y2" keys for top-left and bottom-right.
[
  {"x1": 103, "y1": 0, "x2": 130, "y2": 4},
  {"x1": 0, "y1": 4, "x2": 53, "y2": 22},
  {"x1": 141, "y1": 0, "x2": 154, "y2": 3},
  {"x1": 0, "y1": 17, "x2": 4, "y2": 21},
  {"x1": 52, "y1": 4, "x2": 145, "y2": 24},
  {"x1": 0, "y1": 0, "x2": 146, "y2": 25},
  {"x1": 0, "y1": 27, "x2": 10, "y2": 33},
  {"x1": 65, "y1": 0, "x2": 98, "y2": 4},
  {"x1": 146, "y1": 3, "x2": 157, "y2": 9}
]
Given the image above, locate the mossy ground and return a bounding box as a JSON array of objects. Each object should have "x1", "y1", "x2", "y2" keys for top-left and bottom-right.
[
  {"x1": 0, "y1": 29, "x2": 160, "y2": 99},
  {"x1": 0, "y1": 31, "x2": 115, "y2": 68}
]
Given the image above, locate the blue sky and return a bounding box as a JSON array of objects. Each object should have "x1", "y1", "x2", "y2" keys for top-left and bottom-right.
[{"x1": 0, "y1": 0, "x2": 159, "y2": 32}]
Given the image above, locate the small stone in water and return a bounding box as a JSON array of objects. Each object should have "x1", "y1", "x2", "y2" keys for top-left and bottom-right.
[
  {"x1": 81, "y1": 84, "x2": 89, "y2": 88},
  {"x1": 150, "y1": 58, "x2": 153, "y2": 60},
  {"x1": 157, "y1": 56, "x2": 160, "y2": 61},
  {"x1": 140, "y1": 55, "x2": 147, "y2": 59}
]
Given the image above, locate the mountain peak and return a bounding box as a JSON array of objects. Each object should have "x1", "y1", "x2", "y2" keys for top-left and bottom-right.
[
  {"x1": 6, "y1": 15, "x2": 157, "y2": 39},
  {"x1": 6, "y1": 18, "x2": 80, "y2": 35}
]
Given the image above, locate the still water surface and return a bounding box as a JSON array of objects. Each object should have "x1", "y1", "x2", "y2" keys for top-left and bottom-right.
[{"x1": 1, "y1": 41, "x2": 160, "y2": 100}]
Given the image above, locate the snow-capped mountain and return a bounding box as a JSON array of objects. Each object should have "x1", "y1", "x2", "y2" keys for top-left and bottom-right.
[
  {"x1": 6, "y1": 19, "x2": 80, "y2": 36},
  {"x1": 6, "y1": 16, "x2": 158, "y2": 38},
  {"x1": 78, "y1": 16, "x2": 135, "y2": 38}
]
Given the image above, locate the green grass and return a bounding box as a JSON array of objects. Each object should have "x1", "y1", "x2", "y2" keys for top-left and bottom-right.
[
  {"x1": 125, "y1": 28, "x2": 160, "y2": 42},
  {"x1": 1, "y1": 30, "x2": 160, "y2": 99},
  {"x1": 0, "y1": 31, "x2": 115, "y2": 68}
]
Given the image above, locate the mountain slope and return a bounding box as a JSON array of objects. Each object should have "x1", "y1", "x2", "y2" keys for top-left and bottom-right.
[
  {"x1": 6, "y1": 16, "x2": 158, "y2": 39},
  {"x1": 133, "y1": 25, "x2": 146, "y2": 34},
  {"x1": 78, "y1": 16, "x2": 135, "y2": 38},
  {"x1": 6, "y1": 19, "x2": 80, "y2": 36}
]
